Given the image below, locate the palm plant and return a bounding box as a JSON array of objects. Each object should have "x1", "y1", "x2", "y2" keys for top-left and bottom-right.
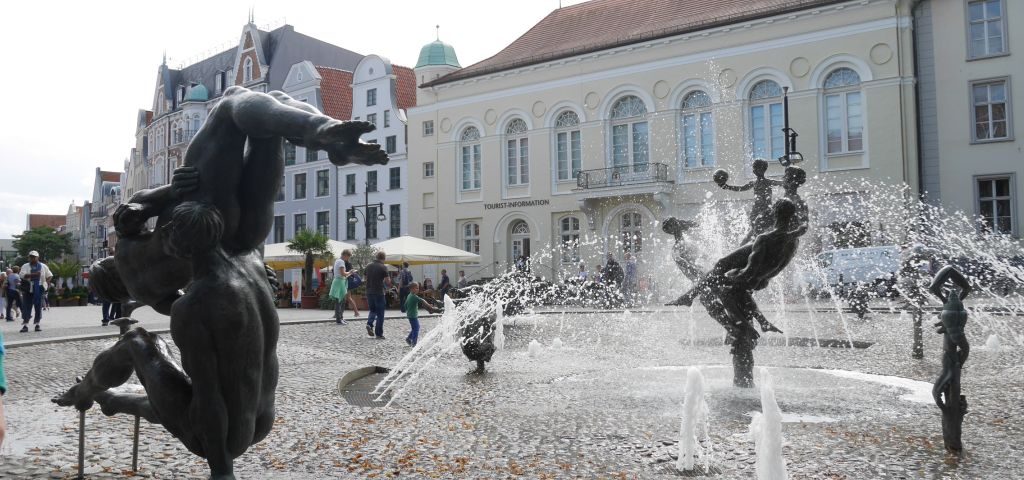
[
  {"x1": 49, "y1": 259, "x2": 82, "y2": 292},
  {"x1": 287, "y1": 229, "x2": 333, "y2": 295}
]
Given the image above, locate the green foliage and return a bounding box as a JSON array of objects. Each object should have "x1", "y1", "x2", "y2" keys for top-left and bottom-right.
[
  {"x1": 12, "y1": 227, "x2": 74, "y2": 262},
  {"x1": 351, "y1": 244, "x2": 376, "y2": 270},
  {"x1": 318, "y1": 292, "x2": 337, "y2": 310},
  {"x1": 287, "y1": 229, "x2": 333, "y2": 295},
  {"x1": 49, "y1": 259, "x2": 81, "y2": 288}
]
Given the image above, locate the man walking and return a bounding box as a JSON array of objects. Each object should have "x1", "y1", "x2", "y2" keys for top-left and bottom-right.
[
  {"x1": 438, "y1": 269, "x2": 451, "y2": 299},
  {"x1": 397, "y1": 262, "x2": 413, "y2": 313},
  {"x1": 624, "y1": 252, "x2": 638, "y2": 305},
  {"x1": 365, "y1": 251, "x2": 391, "y2": 339},
  {"x1": 20, "y1": 251, "x2": 53, "y2": 332}
]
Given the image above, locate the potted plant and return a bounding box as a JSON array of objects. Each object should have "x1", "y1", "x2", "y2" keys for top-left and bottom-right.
[
  {"x1": 49, "y1": 259, "x2": 80, "y2": 306},
  {"x1": 287, "y1": 229, "x2": 333, "y2": 309}
]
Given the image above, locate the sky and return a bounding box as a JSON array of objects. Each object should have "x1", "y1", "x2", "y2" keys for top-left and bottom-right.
[{"x1": 0, "y1": 0, "x2": 587, "y2": 239}]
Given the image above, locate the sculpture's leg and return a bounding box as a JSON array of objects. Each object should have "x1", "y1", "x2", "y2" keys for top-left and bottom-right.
[
  {"x1": 912, "y1": 309, "x2": 924, "y2": 359},
  {"x1": 942, "y1": 355, "x2": 965, "y2": 453},
  {"x1": 476, "y1": 359, "x2": 486, "y2": 374},
  {"x1": 731, "y1": 334, "x2": 756, "y2": 388}
]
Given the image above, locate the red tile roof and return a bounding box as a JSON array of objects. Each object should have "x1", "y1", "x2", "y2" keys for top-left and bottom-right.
[
  {"x1": 100, "y1": 171, "x2": 121, "y2": 183},
  {"x1": 393, "y1": 65, "x2": 417, "y2": 111},
  {"x1": 27, "y1": 214, "x2": 66, "y2": 230},
  {"x1": 314, "y1": 66, "x2": 354, "y2": 120},
  {"x1": 428, "y1": 0, "x2": 846, "y2": 86}
]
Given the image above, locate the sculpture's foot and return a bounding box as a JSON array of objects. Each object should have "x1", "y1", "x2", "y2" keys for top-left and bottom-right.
[
  {"x1": 304, "y1": 118, "x2": 359, "y2": 151},
  {"x1": 51, "y1": 377, "x2": 94, "y2": 411},
  {"x1": 473, "y1": 360, "x2": 487, "y2": 375},
  {"x1": 756, "y1": 318, "x2": 783, "y2": 334},
  {"x1": 666, "y1": 294, "x2": 694, "y2": 307}
]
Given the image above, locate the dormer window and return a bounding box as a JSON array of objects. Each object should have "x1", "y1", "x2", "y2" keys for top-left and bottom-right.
[
  {"x1": 297, "y1": 70, "x2": 303, "y2": 82},
  {"x1": 244, "y1": 58, "x2": 253, "y2": 83},
  {"x1": 215, "y1": 72, "x2": 224, "y2": 93},
  {"x1": 178, "y1": 86, "x2": 185, "y2": 103}
]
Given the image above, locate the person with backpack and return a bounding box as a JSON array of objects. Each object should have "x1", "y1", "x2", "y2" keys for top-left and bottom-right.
[{"x1": 3, "y1": 268, "x2": 20, "y2": 322}]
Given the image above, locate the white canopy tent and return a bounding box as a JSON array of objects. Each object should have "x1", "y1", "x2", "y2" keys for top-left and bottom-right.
[
  {"x1": 263, "y1": 239, "x2": 358, "y2": 270},
  {"x1": 371, "y1": 235, "x2": 481, "y2": 265}
]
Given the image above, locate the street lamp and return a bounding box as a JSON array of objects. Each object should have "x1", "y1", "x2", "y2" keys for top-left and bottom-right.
[
  {"x1": 778, "y1": 86, "x2": 804, "y2": 167},
  {"x1": 347, "y1": 181, "x2": 387, "y2": 245}
]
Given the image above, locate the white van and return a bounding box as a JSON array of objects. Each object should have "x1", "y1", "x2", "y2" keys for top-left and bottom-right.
[{"x1": 804, "y1": 246, "x2": 901, "y2": 292}]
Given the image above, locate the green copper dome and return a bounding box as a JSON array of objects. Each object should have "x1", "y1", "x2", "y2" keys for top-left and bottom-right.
[
  {"x1": 184, "y1": 84, "x2": 209, "y2": 102},
  {"x1": 415, "y1": 40, "x2": 461, "y2": 69}
]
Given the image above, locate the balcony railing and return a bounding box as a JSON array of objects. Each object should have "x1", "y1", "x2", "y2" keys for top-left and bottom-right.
[{"x1": 576, "y1": 163, "x2": 670, "y2": 190}]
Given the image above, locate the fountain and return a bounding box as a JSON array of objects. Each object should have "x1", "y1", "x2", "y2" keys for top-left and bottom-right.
[
  {"x1": 750, "y1": 368, "x2": 788, "y2": 480},
  {"x1": 676, "y1": 367, "x2": 712, "y2": 472}
]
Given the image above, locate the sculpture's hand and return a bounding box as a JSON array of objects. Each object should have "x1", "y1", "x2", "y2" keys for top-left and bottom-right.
[
  {"x1": 264, "y1": 263, "x2": 281, "y2": 292},
  {"x1": 712, "y1": 169, "x2": 729, "y2": 188},
  {"x1": 114, "y1": 203, "x2": 148, "y2": 236},
  {"x1": 171, "y1": 166, "x2": 200, "y2": 198},
  {"x1": 326, "y1": 140, "x2": 390, "y2": 167}
]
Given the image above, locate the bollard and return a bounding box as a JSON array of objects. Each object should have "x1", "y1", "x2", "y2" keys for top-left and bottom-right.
[
  {"x1": 77, "y1": 410, "x2": 85, "y2": 480},
  {"x1": 132, "y1": 415, "x2": 141, "y2": 472}
]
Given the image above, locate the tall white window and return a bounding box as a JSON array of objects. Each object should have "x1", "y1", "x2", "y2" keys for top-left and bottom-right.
[
  {"x1": 620, "y1": 211, "x2": 643, "y2": 255},
  {"x1": 749, "y1": 80, "x2": 785, "y2": 160},
  {"x1": 505, "y1": 118, "x2": 529, "y2": 186},
  {"x1": 972, "y1": 79, "x2": 1010, "y2": 141},
  {"x1": 367, "y1": 88, "x2": 377, "y2": 106},
  {"x1": 977, "y1": 176, "x2": 1013, "y2": 234},
  {"x1": 555, "y1": 111, "x2": 581, "y2": 181},
  {"x1": 460, "y1": 127, "x2": 482, "y2": 190},
  {"x1": 560, "y1": 216, "x2": 581, "y2": 263},
  {"x1": 968, "y1": 0, "x2": 1007, "y2": 59},
  {"x1": 680, "y1": 90, "x2": 715, "y2": 168},
  {"x1": 191, "y1": 115, "x2": 201, "y2": 136},
  {"x1": 463, "y1": 222, "x2": 480, "y2": 254},
  {"x1": 610, "y1": 96, "x2": 649, "y2": 173},
  {"x1": 244, "y1": 58, "x2": 253, "y2": 83},
  {"x1": 823, "y1": 68, "x2": 864, "y2": 154}
]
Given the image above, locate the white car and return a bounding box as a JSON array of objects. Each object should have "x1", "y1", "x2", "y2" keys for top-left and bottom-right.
[{"x1": 803, "y1": 246, "x2": 901, "y2": 294}]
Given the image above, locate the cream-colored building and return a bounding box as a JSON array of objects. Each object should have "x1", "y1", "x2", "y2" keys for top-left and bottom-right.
[
  {"x1": 408, "y1": 0, "x2": 928, "y2": 281},
  {"x1": 916, "y1": 0, "x2": 1022, "y2": 236}
]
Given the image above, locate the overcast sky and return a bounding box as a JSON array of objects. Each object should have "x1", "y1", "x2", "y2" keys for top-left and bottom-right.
[{"x1": 0, "y1": 0, "x2": 586, "y2": 238}]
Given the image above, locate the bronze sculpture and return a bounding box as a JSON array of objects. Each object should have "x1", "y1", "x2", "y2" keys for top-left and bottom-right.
[
  {"x1": 53, "y1": 87, "x2": 387, "y2": 479},
  {"x1": 713, "y1": 159, "x2": 784, "y2": 244},
  {"x1": 929, "y1": 265, "x2": 971, "y2": 454}
]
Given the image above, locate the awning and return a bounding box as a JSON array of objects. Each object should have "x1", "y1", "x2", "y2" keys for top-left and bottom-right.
[
  {"x1": 263, "y1": 239, "x2": 358, "y2": 270},
  {"x1": 371, "y1": 235, "x2": 481, "y2": 265}
]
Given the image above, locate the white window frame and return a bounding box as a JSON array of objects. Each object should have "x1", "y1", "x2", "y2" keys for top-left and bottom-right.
[
  {"x1": 680, "y1": 90, "x2": 715, "y2": 169},
  {"x1": 970, "y1": 77, "x2": 1013, "y2": 143},
  {"x1": 609, "y1": 96, "x2": 649, "y2": 173},
  {"x1": 367, "y1": 113, "x2": 377, "y2": 127},
  {"x1": 748, "y1": 80, "x2": 785, "y2": 161},
  {"x1": 293, "y1": 172, "x2": 306, "y2": 200},
  {"x1": 822, "y1": 68, "x2": 865, "y2": 155},
  {"x1": 293, "y1": 212, "x2": 306, "y2": 235},
  {"x1": 459, "y1": 127, "x2": 482, "y2": 191},
  {"x1": 244, "y1": 58, "x2": 253, "y2": 83},
  {"x1": 423, "y1": 120, "x2": 434, "y2": 136},
  {"x1": 554, "y1": 110, "x2": 581, "y2": 182},
  {"x1": 423, "y1": 223, "x2": 435, "y2": 239},
  {"x1": 462, "y1": 222, "x2": 481, "y2": 258},
  {"x1": 423, "y1": 161, "x2": 435, "y2": 178},
  {"x1": 315, "y1": 210, "x2": 330, "y2": 236},
  {"x1": 559, "y1": 216, "x2": 581, "y2": 263},
  {"x1": 505, "y1": 118, "x2": 530, "y2": 186},
  {"x1": 619, "y1": 211, "x2": 644, "y2": 256},
  {"x1": 966, "y1": 0, "x2": 1009, "y2": 60},
  {"x1": 315, "y1": 169, "x2": 330, "y2": 197},
  {"x1": 384, "y1": 110, "x2": 391, "y2": 128},
  {"x1": 975, "y1": 174, "x2": 1016, "y2": 236},
  {"x1": 367, "y1": 88, "x2": 377, "y2": 107}
]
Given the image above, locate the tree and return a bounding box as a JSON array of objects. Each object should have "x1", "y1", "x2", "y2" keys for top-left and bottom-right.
[
  {"x1": 12, "y1": 227, "x2": 74, "y2": 263},
  {"x1": 49, "y1": 259, "x2": 81, "y2": 290},
  {"x1": 287, "y1": 229, "x2": 332, "y2": 295},
  {"x1": 351, "y1": 244, "x2": 376, "y2": 270}
]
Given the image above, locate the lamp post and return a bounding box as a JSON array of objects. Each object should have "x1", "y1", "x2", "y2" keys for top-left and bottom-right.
[
  {"x1": 778, "y1": 86, "x2": 804, "y2": 167},
  {"x1": 348, "y1": 181, "x2": 387, "y2": 246}
]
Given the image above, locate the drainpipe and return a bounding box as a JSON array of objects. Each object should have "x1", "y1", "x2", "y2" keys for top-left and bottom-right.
[{"x1": 904, "y1": 0, "x2": 928, "y2": 200}]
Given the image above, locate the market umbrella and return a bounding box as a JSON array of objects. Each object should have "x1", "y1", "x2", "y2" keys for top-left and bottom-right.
[
  {"x1": 370, "y1": 235, "x2": 481, "y2": 265},
  {"x1": 263, "y1": 239, "x2": 358, "y2": 270}
]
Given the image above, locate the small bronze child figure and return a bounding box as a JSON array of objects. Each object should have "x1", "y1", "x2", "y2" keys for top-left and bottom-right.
[{"x1": 928, "y1": 265, "x2": 972, "y2": 454}]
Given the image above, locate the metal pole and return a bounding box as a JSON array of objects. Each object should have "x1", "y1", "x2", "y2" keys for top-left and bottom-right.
[
  {"x1": 78, "y1": 410, "x2": 85, "y2": 480},
  {"x1": 132, "y1": 415, "x2": 141, "y2": 472},
  {"x1": 783, "y1": 86, "x2": 791, "y2": 158},
  {"x1": 364, "y1": 182, "x2": 370, "y2": 246}
]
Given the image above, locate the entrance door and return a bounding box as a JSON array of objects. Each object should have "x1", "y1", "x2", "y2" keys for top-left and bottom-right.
[{"x1": 510, "y1": 220, "x2": 531, "y2": 265}]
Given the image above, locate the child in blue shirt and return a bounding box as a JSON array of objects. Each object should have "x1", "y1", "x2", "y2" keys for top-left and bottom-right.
[{"x1": 403, "y1": 282, "x2": 439, "y2": 346}]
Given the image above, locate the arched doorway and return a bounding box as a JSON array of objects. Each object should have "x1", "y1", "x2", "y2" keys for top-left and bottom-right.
[{"x1": 509, "y1": 220, "x2": 531, "y2": 264}]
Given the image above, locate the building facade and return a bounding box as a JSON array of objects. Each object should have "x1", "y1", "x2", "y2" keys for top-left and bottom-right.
[
  {"x1": 87, "y1": 168, "x2": 122, "y2": 261},
  {"x1": 915, "y1": 0, "x2": 1023, "y2": 237},
  {"x1": 408, "y1": 0, "x2": 921, "y2": 281}
]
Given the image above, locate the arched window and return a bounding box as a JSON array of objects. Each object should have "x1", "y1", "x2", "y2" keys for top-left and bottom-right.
[
  {"x1": 610, "y1": 95, "x2": 649, "y2": 173},
  {"x1": 191, "y1": 114, "x2": 201, "y2": 135},
  {"x1": 749, "y1": 80, "x2": 785, "y2": 160},
  {"x1": 510, "y1": 220, "x2": 530, "y2": 260},
  {"x1": 463, "y1": 222, "x2": 480, "y2": 254},
  {"x1": 823, "y1": 68, "x2": 863, "y2": 154},
  {"x1": 244, "y1": 58, "x2": 253, "y2": 83},
  {"x1": 560, "y1": 216, "x2": 581, "y2": 263},
  {"x1": 460, "y1": 126, "x2": 482, "y2": 190},
  {"x1": 555, "y1": 111, "x2": 581, "y2": 181},
  {"x1": 505, "y1": 118, "x2": 529, "y2": 186},
  {"x1": 680, "y1": 90, "x2": 714, "y2": 168},
  {"x1": 620, "y1": 211, "x2": 643, "y2": 255}
]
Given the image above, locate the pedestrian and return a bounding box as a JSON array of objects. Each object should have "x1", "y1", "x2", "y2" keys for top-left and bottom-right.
[
  {"x1": 0, "y1": 269, "x2": 6, "y2": 320},
  {"x1": 438, "y1": 269, "x2": 451, "y2": 299},
  {"x1": 577, "y1": 262, "x2": 588, "y2": 281},
  {"x1": 624, "y1": 252, "x2": 638, "y2": 304},
  {"x1": 457, "y1": 270, "x2": 468, "y2": 289},
  {"x1": 403, "y1": 282, "x2": 439, "y2": 347},
  {"x1": 19, "y1": 251, "x2": 52, "y2": 332},
  {"x1": 3, "y1": 268, "x2": 20, "y2": 322},
  {"x1": 398, "y1": 262, "x2": 413, "y2": 313},
  {"x1": 330, "y1": 251, "x2": 353, "y2": 325},
  {"x1": 340, "y1": 250, "x2": 361, "y2": 320},
  {"x1": 605, "y1": 253, "x2": 624, "y2": 287},
  {"x1": 364, "y1": 250, "x2": 391, "y2": 339}
]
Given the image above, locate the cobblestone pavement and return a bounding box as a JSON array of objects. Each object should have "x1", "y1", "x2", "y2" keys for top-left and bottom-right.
[{"x1": 1, "y1": 305, "x2": 1021, "y2": 478}]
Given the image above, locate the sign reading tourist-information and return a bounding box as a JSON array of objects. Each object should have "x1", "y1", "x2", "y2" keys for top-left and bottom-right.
[{"x1": 484, "y1": 199, "x2": 551, "y2": 210}]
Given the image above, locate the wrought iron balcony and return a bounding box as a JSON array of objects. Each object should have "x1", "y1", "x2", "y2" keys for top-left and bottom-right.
[{"x1": 576, "y1": 163, "x2": 670, "y2": 190}]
